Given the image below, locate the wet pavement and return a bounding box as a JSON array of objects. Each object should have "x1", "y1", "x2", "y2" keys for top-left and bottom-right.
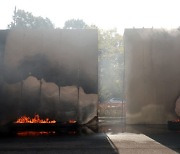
[
  {"x1": 0, "y1": 121, "x2": 179, "y2": 154},
  {"x1": 0, "y1": 134, "x2": 117, "y2": 154}
]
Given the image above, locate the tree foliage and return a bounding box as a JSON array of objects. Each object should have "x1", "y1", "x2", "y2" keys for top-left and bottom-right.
[
  {"x1": 98, "y1": 29, "x2": 124, "y2": 101},
  {"x1": 8, "y1": 9, "x2": 54, "y2": 29},
  {"x1": 98, "y1": 29, "x2": 123, "y2": 56},
  {"x1": 63, "y1": 19, "x2": 87, "y2": 29}
]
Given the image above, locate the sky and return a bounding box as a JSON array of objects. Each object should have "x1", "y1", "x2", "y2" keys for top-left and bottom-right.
[{"x1": 0, "y1": 0, "x2": 180, "y2": 34}]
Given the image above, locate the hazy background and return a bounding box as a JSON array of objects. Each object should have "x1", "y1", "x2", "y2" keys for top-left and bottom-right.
[
  {"x1": 1, "y1": 0, "x2": 180, "y2": 120},
  {"x1": 1, "y1": 0, "x2": 180, "y2": 102},
  {"x1": 1, "y1": 0, "x2": 180, "y2": 34}
]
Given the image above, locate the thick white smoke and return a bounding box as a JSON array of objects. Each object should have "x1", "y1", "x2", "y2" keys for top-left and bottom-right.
[{"x1": 125, "y1": 29, "x2": 180, "y2": 124}]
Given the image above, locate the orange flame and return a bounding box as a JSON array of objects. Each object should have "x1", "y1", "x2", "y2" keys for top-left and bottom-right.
[
  {"x1": 174, "y1": 119, "x2": 180, "y2": 122},
  {"x1": 68, "y1": 119, "x2": 77, "y2": 124},
  {"x1": 14, "y1": 114, "x2": 56, "y2": 123},
  {"x1": 17, "y1": 131, "x2": 56, "y2": 137}
]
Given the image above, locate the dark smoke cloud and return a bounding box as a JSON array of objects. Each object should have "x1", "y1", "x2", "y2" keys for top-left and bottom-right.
[
  {"x1": 0, "y1": 29, "x2": 98, "y2": 125},
  {"x1": 3, "y1": 29, "x2": 97, "y2": 93}
]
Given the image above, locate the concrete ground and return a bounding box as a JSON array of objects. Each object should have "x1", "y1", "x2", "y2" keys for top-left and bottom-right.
[
  {"x1": 0, "y1": 122, "x2": 179, "y2": 154},
  {"x1": 100, "y1": 122, "x2": 180, "y2": 154},
  {"x1": 108, "y1": 133, "x2": 177, "y2": 154}
]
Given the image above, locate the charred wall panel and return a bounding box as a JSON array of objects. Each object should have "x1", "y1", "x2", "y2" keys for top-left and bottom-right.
[
  {"x1": 124, "y1": 29, "x2": 180, "y2": 124},
  {"x1": 0, "y1": 29, "x2": 98, "y2": 125}
]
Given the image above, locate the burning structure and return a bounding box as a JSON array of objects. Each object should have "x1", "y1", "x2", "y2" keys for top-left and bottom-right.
[
  {"x1": 14, "y1": 114, "x2": 56, "y2": 124},
  {"x1": 0, "y1": 29, "x2": 98, "y2": 126}
]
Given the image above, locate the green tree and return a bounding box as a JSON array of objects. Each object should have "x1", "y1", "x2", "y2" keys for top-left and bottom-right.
[
  {"x1": 63, "y1": 19, "x2": 87, "y2": 29},
  {"x1": 98, "y1": 29, "x2": 123, "y2": 56},
  {"x1": 8, "y1": 8, "x2": 54, "y2": 29},
  {"x1": 98, "y1": 29, "x2": 124, "y2": 101}
]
